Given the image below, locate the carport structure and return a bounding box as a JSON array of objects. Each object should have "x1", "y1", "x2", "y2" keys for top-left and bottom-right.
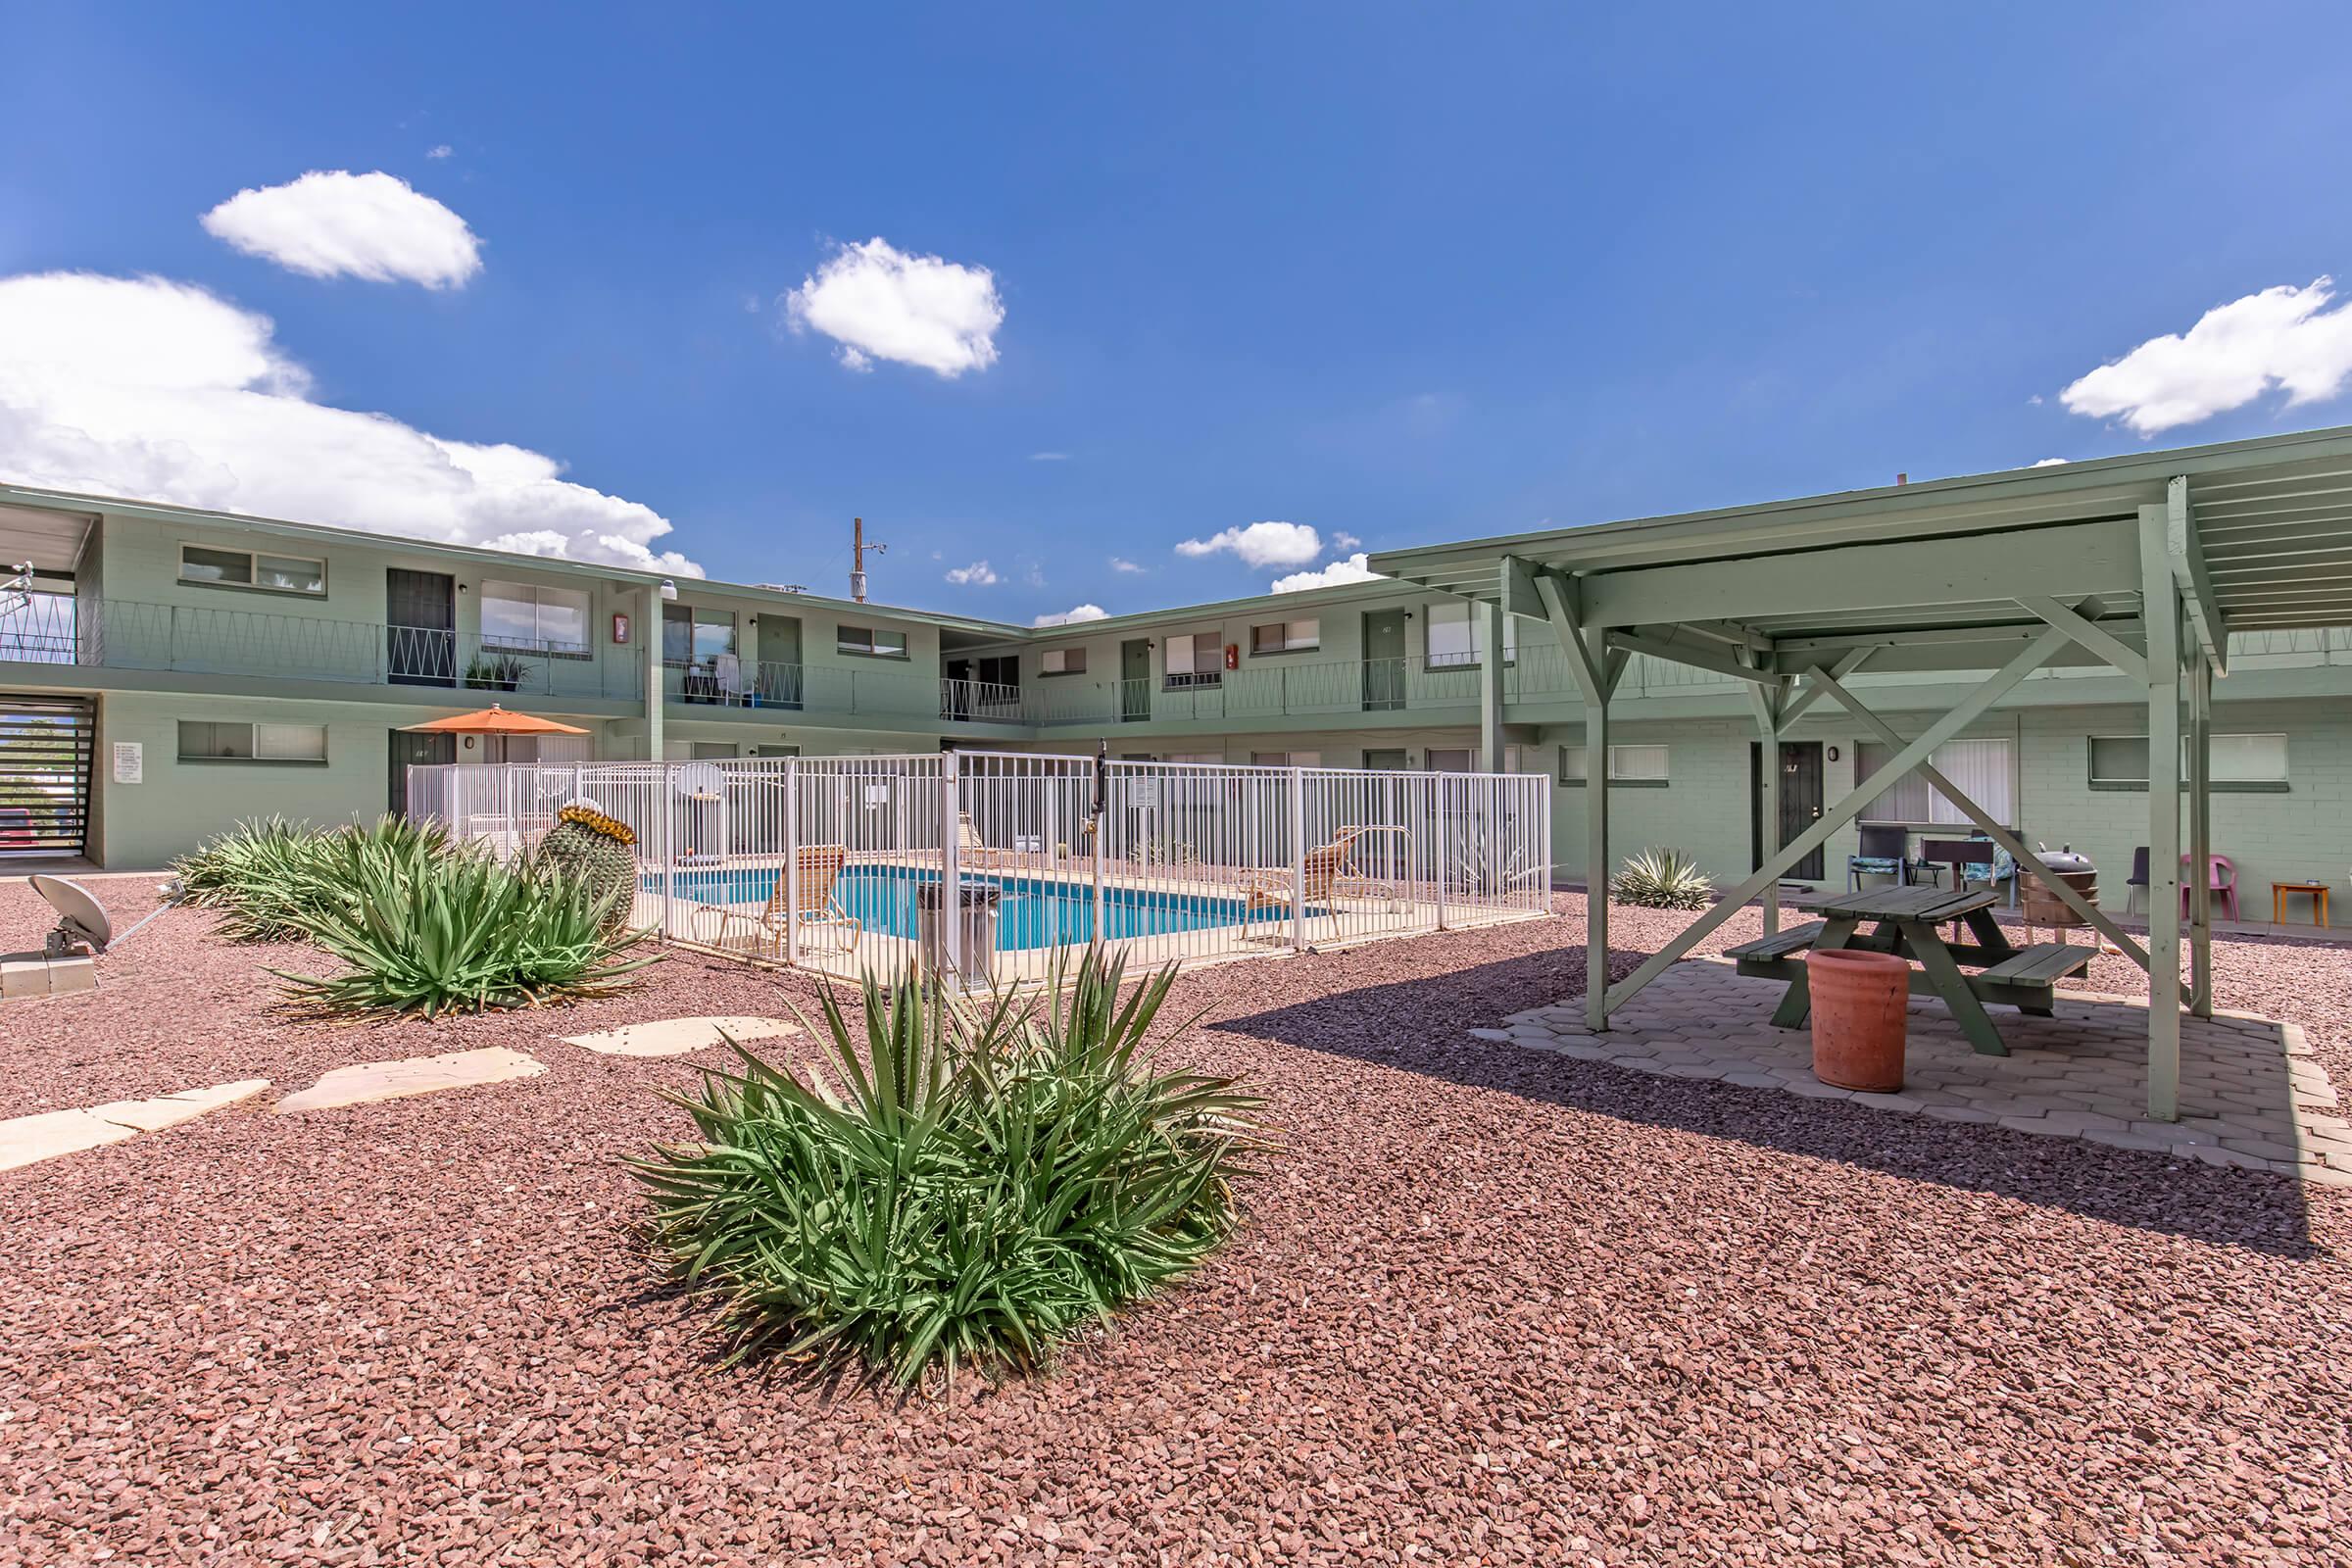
[{"x1": 1373, "y1": 424, "x2": 2352, "y2": 1120}]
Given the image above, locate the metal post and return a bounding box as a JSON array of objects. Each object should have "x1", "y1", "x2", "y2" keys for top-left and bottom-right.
[
  {"x1": 659, "y1": 758, "x2": 674, "y2": 947},
  {"x1": 1754, "y1": 684, "x2": 1783, "y2": 936},
  {"x1": 2188, "y1": 655, "x2": 2213, "y2": 1017},
  {"x1": 940, "y1": 749, "x2": 963, "y2": 986},
  {"x1": 1586, "y1": 626, "x2": 1610, "y2": 1030},
  {"x1": 1290, "y1": 766, "x2": 1307, "y2": 952},
  {"x1": 1432, "y1": 773, "x2": 1448, "y2": 931},
  {"x1": 783, "y1": 758, "x2": 802, "y2": 968},
  {"x1": 2140, "y1": 504, "x2": 2183, "y2": 1121},
  {"x1": 642, "y1": 582, "x2": 664, "y2": 764}
]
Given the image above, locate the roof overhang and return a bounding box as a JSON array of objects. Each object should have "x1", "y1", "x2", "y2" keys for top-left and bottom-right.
[{"x1": 1372, "y1": 423, "x2": 2352, "y2": 666}]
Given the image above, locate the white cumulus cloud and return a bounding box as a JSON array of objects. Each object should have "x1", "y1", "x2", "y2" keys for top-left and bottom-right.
[
  {"x1": 1174, "y1": 520, "x2": 1322, "y2": 568},
  {"x1": 2061, "y1": 277, "x2": 2352, "y2": 435},
  {"x1": 201, "y1": 171, "x2": 482, "y2": 288},
  {"x1": 1107, "y1": 556, "x2": 1145, "y2": 574},
  {"x1": 426, "y1": 144, "x2": 453, "y2": 160},
  {"x1": 1332, "y1": 530, "x2": 1363, "y2": 551},
  {"x1": 0, "y1": 271, "x2": 699, "y2": 574},
  {"x1": 945, "y1": 561, "x2": 1000, "y2": 586},
  {"x1": 1034, "y1": 604, "x2": 1107, "y2": 626},
  {"x1": 2031, "y1": 457, "x2": 2070, "y2": 467},
  {"x1": 1270, "y1": 554, "x2": 1384, "y2": 594},
  {"x1": 784, "y1": 237, "x2": 1003, "y2": 378}
]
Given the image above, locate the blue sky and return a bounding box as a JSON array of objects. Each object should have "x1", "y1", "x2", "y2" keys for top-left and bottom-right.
[{"x1": 8, "y1": 3, "x2": 2352, "y2": 623}]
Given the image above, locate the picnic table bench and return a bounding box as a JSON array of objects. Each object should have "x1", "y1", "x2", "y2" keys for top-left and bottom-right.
[{"x1": 1723, "y1": 883, "x2": 2092, "y2": 1056}]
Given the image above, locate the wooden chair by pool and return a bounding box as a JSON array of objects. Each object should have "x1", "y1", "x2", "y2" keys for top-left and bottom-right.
[
  {"x1": 705, "y1": 844, "x2": 861, "y2": 957},
  {"x1": 1241, "y1": 826, "x2": 1397, "y2": 923}
]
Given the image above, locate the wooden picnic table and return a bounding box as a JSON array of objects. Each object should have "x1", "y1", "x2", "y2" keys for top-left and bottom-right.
[{"x1": 1724, "y1": 883, "x2": 2091, "y2": 1056}]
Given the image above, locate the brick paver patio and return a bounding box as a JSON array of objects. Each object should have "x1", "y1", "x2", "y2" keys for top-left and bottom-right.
[{"x1": 1475, "y1": 956, "x2": 2352, "y2": 1185}]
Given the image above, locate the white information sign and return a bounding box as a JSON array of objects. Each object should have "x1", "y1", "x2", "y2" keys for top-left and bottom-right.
[{"x1": 113, "y1": 741, "x2": 143, "y2": 784}]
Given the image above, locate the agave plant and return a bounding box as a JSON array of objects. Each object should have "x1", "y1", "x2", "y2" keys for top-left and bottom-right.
[
  {"x1": 172, "y1": 814, "x2": 458, "y2": 942},
  {"x1": 1609, "y1": 846, "x2": 1714, "y2": 909},
  {"x1": 632, "y1": 950, "x2": 1262, "y2": 1390},
  {"x1": 274, "y1": 848, "x2": 651, "y2": 1017}
]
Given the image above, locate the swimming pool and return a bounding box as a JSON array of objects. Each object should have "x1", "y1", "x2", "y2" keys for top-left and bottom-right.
[{"x1": 658, "y1": 863, "x2": 1322, "y2": 951}]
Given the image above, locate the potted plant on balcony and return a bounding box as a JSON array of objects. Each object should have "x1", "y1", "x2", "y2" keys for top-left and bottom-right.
[{"x1": 463, "y1": 651, "x2": 532, "y2": 692}]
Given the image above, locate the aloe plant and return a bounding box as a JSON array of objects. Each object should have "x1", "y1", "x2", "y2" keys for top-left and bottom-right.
[
  {"x1": 1609, "y1": 846, "x2": 1714, "y2": 909},
  {"x1": 631, "y1": 950, "x2": 1261, "y2": 1389}
]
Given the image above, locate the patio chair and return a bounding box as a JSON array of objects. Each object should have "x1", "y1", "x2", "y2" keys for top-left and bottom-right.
[
  {"x1": 2181, "y1": 852, "x2": 2239, "y2": 921},
  {"x1": 1240, "y1": 827, "x2": 1393, "y2": 924},
  {"x1": 702, "y1": 844, "x2": 861, "y2": 958},
  {"x1": 955, "y1": 811, "x2": 1014, "y2": 870},
  {"x1": 1847, "y1": 824, "x2": 1915, "y2": 890},
  {"x1": 2124, "y1": 847, "x2": 2150, "y2": 914}
]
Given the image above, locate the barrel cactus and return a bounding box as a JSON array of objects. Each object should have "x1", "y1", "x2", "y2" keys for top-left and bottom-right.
[{"x1": 535, "y1": 801, "x2": 640, "y2": 933}]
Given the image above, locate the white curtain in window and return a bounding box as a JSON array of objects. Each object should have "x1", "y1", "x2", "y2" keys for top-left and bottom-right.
[{"x1": 1859, "y1": 738, "x2": 2013, "y2": 824}]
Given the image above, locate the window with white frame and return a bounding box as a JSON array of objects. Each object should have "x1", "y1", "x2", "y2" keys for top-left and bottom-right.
[
  {"x1": 177, "y1": 719, "x2": 327, "y2": 762},
  {"x1": 1250, "y1": 750, "x2": 1321, "y2": 767},
  {"x1": 1559, "y1": 743, "x2": 1670, "y2": 784},
  {"x1": 836, "y1": 623, "x2": 908, "y2": 659},
  {"x1": 179, "y1": 545, "x2": 326, "y2": 597},
  {"x1": 1250, "y1": 617, "x2": 1320, "y2": 655},
  {"x1": 1161, "y1": 632, "x2": 1224, "y2": 688},
  {"x1": 480, "y1": 580, "x2": 591, "y2": 655},
  {"x1": 1041, "y1": 646, "x2": 1087, "y2": 675},
  {"x1": 2089, "y1": 732, "x2": 2288, "y2": 790},
  {"x1": 1857, "y1": 737, "x2": 2015, "y2": 823},
  {"x1": 1425, "y1": 601, "x2": 1517, "y2": 666}
]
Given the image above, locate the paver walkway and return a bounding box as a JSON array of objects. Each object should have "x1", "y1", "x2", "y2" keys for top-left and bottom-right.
[
  {"x1": 0, "y1": 1080, "x2": 271, "y2": 1171},
  {"x1": 275, "y1": 1047, "x2": 545, "y2": 1113},
  {"x1": 559, "y1": 1015, "x2": 800, "y2": 1057},
  {"x1": 1476, "y1": 956, "x2": 2352, "y2": 1184}
]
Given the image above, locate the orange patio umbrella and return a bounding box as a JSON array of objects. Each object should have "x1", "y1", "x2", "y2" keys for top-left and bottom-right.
[{"x1": 398, "y1": 703, "x2": 590, "y2": 737}]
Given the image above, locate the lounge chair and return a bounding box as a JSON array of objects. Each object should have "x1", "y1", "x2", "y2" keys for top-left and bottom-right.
[
  {"x1": 703, "y1": 844, "x2": 861, "y2": 957},
  {"x1": 1240, "y1": 827, "x2": 1395, "y2": 924},
  {"x1": 955, "y1": 811, "x2": 1015, "y2": 870}
]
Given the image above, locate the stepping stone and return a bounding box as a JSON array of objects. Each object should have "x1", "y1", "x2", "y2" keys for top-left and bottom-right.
[
  {"x1": 558, "y1": 1015, "x2": 802, "y2": 1058},
  {"x1": 276, "y1": 1048, "x2": 544, "y2": 1113},
  {"x1": 0, "y1": 1079, "x2": 271, "y2": 1173}
]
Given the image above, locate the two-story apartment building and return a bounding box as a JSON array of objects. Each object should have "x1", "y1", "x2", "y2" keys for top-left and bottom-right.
[{"x1": 5, "y1": 453, "x2": 2351, "y2": 912}]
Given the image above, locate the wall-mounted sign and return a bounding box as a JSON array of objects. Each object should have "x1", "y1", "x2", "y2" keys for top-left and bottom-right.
[
  {"x1": 112, "y1": 741, "x2": 143, "y2": 784},
  {"x1": 612, "y1": 612, "x2": 632, "y2": 645}
]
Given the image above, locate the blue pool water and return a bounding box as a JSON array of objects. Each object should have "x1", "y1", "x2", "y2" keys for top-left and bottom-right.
[{"x1": 657, "y1": 863, "x2": 1321, "y2": 950}]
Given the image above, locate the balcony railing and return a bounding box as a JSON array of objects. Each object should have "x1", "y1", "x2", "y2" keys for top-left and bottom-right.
[
  {"x1": 662, "y1": 660, "x2": 1032, "y2": 726},
  {"x1": 0, "y1": 597, "x2": 644, "y2": 700}
]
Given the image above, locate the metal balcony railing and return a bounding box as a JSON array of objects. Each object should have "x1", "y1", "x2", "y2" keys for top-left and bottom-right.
[{"x1": 0, "y1": 598, "x2": 644, "y2": 699}]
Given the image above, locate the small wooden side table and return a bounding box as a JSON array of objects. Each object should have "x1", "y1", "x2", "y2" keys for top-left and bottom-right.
[{"x1": 2272, "y1": 880, "x2": 2331, "y2": 928}]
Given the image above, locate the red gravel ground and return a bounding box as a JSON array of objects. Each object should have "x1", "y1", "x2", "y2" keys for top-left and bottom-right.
[{"x1": 3, "y1": 877, "x2": 2348, "y2": 1565}]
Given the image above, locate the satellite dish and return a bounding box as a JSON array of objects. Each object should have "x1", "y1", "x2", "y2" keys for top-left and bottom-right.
[
  {"x1": 31, "y1": 874, "x2": 112, "y2": 956},
  {"x1": 671, "y1": 762, "x2": 725, "y2": 802}
]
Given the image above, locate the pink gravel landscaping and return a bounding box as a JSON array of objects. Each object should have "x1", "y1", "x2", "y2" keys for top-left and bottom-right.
[{"x1": 3, "y1": 877, "x2": 2350, "y2": 1565}]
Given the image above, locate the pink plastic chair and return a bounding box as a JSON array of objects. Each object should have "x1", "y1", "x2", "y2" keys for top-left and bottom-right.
[{"x1": 2180, "y1": 853, "x2": 2238, "y2": 921}]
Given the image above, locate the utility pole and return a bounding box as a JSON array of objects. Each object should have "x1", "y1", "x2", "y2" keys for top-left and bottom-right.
[{"x1": 851, "y1": 516, "x2": 886, "y2": 603}]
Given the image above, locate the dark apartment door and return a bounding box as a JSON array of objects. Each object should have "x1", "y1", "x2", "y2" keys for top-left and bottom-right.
[
  {"x1": 1120, "y1": 639, "x2": 1151, "y2": 721},
  {"x1": 1750, "y1": 740, "x2": 1825, "y2": 880},
  {"x1": 388, "y1": 729, "x2": 457, "y2": 817},
  {"x1": 387, "y1": 568, "x2": 457, "y2": 685},
  {"x1": 755, "y1": 613, "x2": 803, "y2": 707},
  {"x1": 1362, "y1": 748, "x2": 1408, "y2": 770},
  {"x1": 1361, "y1": 610, "x2": 1406, "y2": 710}
]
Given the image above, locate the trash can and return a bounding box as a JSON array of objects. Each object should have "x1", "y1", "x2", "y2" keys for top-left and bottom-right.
[{"x1": 916, "y1": 878, "x2": 1002, "y2": 979}]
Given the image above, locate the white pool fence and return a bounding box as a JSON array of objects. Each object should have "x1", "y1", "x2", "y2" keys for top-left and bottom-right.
[{"x1": 405, "y1": 750, "x2": 1552, "y2": 987}]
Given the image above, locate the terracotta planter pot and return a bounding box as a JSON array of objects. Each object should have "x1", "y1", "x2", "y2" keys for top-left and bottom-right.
[{"x1": 1806, "y1": 948, "x2": 1909, "y2": 1092}]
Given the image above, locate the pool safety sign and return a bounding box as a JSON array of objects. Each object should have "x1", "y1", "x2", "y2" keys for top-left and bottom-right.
[{"x1": 113, "y1": 742, "x2": 143, "y2": 784}]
